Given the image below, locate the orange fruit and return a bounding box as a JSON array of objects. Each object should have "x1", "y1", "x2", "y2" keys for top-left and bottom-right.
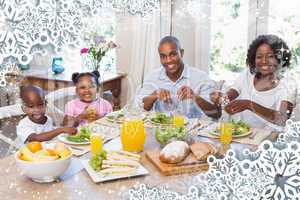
[
  {"x1": 27, "y1": 142, "x2": 43, "y2": 153},
  {"x1": 46, "y1": 149, "x2": 57, "y2": 156}
]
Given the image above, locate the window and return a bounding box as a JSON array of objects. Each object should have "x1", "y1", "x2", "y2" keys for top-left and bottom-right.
[
  {"x1": 267, "y1": 0, "x2": 300, "y2": 71},
  {"x1": 209, "y1": 0, "x2": 250, "y2": 82}
]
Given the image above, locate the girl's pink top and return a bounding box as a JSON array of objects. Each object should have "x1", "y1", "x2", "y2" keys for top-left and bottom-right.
[{"x1": 65, "y1": 98, "x2": 113, "y2": 125}]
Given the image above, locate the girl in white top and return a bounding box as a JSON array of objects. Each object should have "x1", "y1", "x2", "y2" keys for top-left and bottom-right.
[{"x1": 211, "y1": 34, "x2": 297, "y2": 129}]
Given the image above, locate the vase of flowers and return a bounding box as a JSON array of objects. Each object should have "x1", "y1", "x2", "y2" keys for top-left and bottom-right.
[{"x1": 81, "y1": 33, "x2": 117, "y2": 72}]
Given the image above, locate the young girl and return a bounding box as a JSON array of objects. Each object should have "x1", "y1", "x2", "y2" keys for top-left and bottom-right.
[
  {"x1": 17, "y1": 85, "x2": 77, "y2": 143},
  {"x1": 63, "y1": 71, "x2": 113, "y2": 127},
  {"x1": 210, "y1": 34, "x2": 297, "y2": 129}
]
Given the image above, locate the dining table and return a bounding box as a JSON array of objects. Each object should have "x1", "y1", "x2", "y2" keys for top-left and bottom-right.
[{"x1": 0, "y1": 115, "x2": 278, "y2": 200}]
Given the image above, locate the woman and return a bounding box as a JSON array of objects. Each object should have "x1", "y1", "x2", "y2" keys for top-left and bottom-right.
[{"x1": 211, "y1": 34, "x2": 297, "y2": 129}]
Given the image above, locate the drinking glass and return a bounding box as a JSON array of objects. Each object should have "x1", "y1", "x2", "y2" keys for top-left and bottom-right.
[
  {"x1": 90, "y1": 133, "x2": 103, "y2": 155},
  {"x1": 219, "y1": 122, "x2": 233, "y2": 145},
  {"x1": 173, "y1": 115, "x2": 185, "y2": 128},
  {"x1": 219, "y1": 93, "x2": 232, "y2": 150}
]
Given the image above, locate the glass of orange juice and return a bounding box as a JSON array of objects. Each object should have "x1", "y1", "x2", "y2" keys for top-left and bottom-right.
[
  {"x1": 219, "y1": 122, "x2": 233, "y2": 145},
  {"x1": 120, "y1": 119, "x2": 146, "y2": 152},
  {"x1": 86, "y1": 107, "x2": 97, "y2": 123},
  {"x1": 173, "y1": 115, "x2": 185, "y2": 128},
  {"x1": 90, "y1": 134, "x2": 103, "y2": 155}
]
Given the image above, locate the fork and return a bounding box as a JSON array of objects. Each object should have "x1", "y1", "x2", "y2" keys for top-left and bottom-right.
[
  {"x1": 186, "y1": 119, "x2": 202, "y2": 134},
  {"x1": 197, "y1": 121, "x2": 214, "y2": 132},
  {"x1": 249, "y1": 131, "x2": 257, "y2": 139}
]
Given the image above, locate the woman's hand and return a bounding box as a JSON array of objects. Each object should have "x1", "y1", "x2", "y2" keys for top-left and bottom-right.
[
  {"x1": 210, "y1": 91, "x2": 223, "y2": 105},
  {"x1": 224, "y1": 99, "x2": 251, "y2": 114}
]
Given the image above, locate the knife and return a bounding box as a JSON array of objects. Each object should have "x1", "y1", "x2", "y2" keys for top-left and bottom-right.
[
  {"x1": 175, "y1": 160, "x2": 206, "y2": 166},
  {"x1": 69, "y1": 146, "x2": 87, "y2": 151}
]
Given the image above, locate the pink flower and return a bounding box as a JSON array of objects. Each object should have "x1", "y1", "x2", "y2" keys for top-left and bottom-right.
[{"x1": 80, "y1": 48, "x2": 89, "y2": 54}]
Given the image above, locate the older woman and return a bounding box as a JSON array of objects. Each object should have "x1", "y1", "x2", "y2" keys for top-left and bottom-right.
[{"x1": 211, "y1": 34, "x2": 297, "y2": 129}]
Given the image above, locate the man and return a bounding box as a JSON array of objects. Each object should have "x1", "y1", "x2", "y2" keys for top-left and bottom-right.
[{"x1": 136, "y1": 36, "x2": 220, "y2": 119}]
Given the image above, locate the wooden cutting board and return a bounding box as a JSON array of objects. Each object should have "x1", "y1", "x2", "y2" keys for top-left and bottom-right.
[{"x1": 146, "y1": 149, "x2": 209, "y2": 176}]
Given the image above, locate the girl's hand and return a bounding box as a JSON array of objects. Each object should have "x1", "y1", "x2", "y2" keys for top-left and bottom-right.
[
  {"x1": 224, "y1": 100, "x2": 251, "y2": 114},
  {"x1": 87, "y1": 112, "x2": 100, "y2": 122},
  {"x1": 80, "y1": 106, "x2": 99, "y2": 122},
  {"x1": 78, "y1": 106, "x2": 91, "y2": 120}
]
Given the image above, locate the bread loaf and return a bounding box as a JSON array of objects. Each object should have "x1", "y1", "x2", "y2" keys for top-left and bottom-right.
[
  {"x1": 190, "y1": 142, "x2": 217, "y2": 161},
  {"x1": 159, "y1": 141, "x2": 190, "y2": 164}
]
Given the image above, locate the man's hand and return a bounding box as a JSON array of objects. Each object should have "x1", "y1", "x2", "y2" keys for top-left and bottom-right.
[
  {"x1": 224, "y1": 100, "x2": 251, "y2": 114},
  {"x1": 176, "y1": 86, "x2": 195, "y2": 100},
  {"x1": 155, "y1": 89, "x2": 172, "y2": 102}
]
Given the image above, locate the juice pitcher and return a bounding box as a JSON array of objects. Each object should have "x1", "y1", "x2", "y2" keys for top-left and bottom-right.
[{"x1": 120, "y1": 104, "x2": 146, "y2": 152}]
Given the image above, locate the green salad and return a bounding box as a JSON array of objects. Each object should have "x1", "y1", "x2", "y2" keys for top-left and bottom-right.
[
  {"x1": 215, "y1": 120, "x2": 250, "y2": 136},
  {"x1": 66, "y1": 126, "x2": 91, "y2": 143},
  {"x1": 89, "y1": 150, "x2": 107, "y2": 172},
  {"x1": 106, "y1": 112, "x2": 124, "y2": 120},
  {"x1": 155, "y1": 127, "x2": 186, "y2": 146},
  {"x1": 231, "y1": 120, "x2": 250, "y2": 135},
  {"x1": 150, "y1": 113, "x2": 172, "y2": 124}
]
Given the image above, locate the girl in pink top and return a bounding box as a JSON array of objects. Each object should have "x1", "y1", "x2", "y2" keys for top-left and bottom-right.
[{"x1": 63, "y1": 71, "x2": 113, "y2": 127}]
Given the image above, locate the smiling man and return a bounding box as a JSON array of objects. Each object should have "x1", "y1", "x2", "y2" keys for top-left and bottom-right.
[{"x1": 136, "y1": 36, "x2": 220, "y2": 119}]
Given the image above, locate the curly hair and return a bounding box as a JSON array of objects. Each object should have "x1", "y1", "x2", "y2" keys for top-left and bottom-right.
[
  {"x1": 71, "y1": 70, "x2": 100, "y2": 85},
  {"x1": 246, "y1": 34, "x2": 291, "y2": 74}
]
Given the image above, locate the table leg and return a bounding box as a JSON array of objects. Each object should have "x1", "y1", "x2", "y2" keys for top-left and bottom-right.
[{"x1": 111, "y1": 88, "x2": 121, "y2": 111}]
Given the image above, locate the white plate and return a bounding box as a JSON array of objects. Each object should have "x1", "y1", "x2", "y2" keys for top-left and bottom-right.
[
  {"x1": 105, "y1": 111, "x2": 147, "y2": 123},
  {"x1": 105, "y1": 111, "x2": 125, "y2": 123},
  {"x1": 82, "y1": 137, "x2": 149, "y2": 183},
  {"x1": 57, "y1": 134, "x2": 90, "y2": 145},
  {"x1": 81, "y1": 159, "x2": 149, "y2": 183},
  {"x1": 207, "y1": 123, "x2": 252, "y2": 138},
  {"x1": 209, "y1": 129, "x2": 252, "y2": 138},
  {"x1": 88, "y1": 124, "x2": 120, "y2": 142}
]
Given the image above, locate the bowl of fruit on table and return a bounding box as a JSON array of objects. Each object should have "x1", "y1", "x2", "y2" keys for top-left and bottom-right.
[{"x1": 15, "y1": 142, "x2": 72, "y2": 183}]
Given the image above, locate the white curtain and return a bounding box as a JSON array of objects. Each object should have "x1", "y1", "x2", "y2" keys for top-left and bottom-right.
[
  {"x1": 171, "y1": 0, "x2": 211, "y2": 73},
  {"x1": 115, "y1": 0, "x2": 173, "y2": 106}
]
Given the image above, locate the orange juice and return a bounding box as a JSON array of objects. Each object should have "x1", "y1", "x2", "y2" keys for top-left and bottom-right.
[
  {"x1": 87, "y1": 107, "x2": 97, "y2": 123},
  {"x1": 219, "y1": 123, "x2": 233, "y2": 145},
  {"x1": 173, "y1": 115, "x2": 185, "y2": 128},
  {"x1": 90, "y1": 134, "x2": 103, "y2": 155},
  {"x1": 120, "y1": 119, "x2": 146, "y2": 152}
]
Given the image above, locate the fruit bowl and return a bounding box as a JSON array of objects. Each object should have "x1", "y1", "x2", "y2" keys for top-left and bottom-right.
[{"x1": 15, "y1": 142, "x2": 72, "y2": 183}]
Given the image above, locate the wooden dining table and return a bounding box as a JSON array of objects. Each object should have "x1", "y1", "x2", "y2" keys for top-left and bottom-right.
[{"x1": 0, "y1": 117, "x2": 278, "y2": 200}]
